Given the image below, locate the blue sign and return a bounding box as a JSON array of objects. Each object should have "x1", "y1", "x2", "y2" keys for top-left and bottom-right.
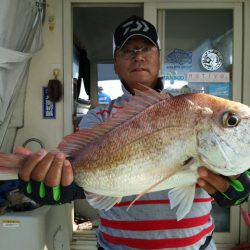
[
  {"x1": 43, "y1": 87, "x2": 56, "y2": 119},
  {"x1": 208, "y1": 83, "x2": 231, "y2": 99}
]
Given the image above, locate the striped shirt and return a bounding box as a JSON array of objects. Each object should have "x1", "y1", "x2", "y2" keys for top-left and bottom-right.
[{"x1": 79, "y1": 83, "x2": 216, "y2": 250}]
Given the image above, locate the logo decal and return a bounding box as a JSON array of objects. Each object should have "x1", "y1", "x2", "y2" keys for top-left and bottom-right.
[
  {"x1": 201, "y1": 49, "x2": 223, "y2": 71},
  {"x1": 122, "y1": 21, "x2": 149, "y2": 35},
  {"x1": 166, "y1": 49, "x2": 192, "y2": 65}
]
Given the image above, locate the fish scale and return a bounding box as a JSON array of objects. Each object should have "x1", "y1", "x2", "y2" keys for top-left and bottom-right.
[
  {"x1": 73, "y1": 97, "x2": 196, "y2": 170},
  {"x1": 76, "y1": 126, "x2": 197, "y2": 197}
]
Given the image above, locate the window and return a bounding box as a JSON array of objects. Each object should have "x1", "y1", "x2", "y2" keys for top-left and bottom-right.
[{"x1": 97, "y1": 63, "x2": 123, "y2": 105}]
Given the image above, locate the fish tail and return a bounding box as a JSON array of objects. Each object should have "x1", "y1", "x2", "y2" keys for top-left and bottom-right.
[{"x1": 0, "y1": 152, "x2": 25, "y2": 178}]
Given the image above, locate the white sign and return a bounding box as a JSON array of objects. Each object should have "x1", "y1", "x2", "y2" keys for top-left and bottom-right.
[
  {"x1": 1, "y1": 219, "x2": 20, "y2": 228},
  {"x1": 187, "y1": 72, "x2": 230, "y2": 83}
]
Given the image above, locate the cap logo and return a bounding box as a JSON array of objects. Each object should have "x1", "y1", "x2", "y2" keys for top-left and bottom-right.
[{"x1": 122, "y1": 20, "x2": 149, "y2": 35}]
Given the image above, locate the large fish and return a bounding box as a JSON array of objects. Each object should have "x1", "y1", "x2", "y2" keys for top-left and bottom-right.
[{"x1": 1, "y1": 87, "x2": 250, "y2": 220}]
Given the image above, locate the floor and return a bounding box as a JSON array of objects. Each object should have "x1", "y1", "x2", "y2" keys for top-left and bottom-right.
[{"x1": 71, "y1": 230, "x2": 97, "y2": 250}]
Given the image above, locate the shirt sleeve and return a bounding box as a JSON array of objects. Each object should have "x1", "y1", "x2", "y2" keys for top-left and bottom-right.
[
  {"x1": 78, "y1": 98, "x2": 125, "y2": 129},
  {"x1": 78, "y1": 107, "x2": 106, "y2": 129}
]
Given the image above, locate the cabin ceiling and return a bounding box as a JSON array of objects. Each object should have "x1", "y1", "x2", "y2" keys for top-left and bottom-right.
[{"x1": 73, "y1": 6, "x2": 143, "y2": 62}]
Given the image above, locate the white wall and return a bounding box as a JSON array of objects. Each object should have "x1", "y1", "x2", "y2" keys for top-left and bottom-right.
[
  {"x1": 14, "y1": 0, "x2": 64, "y2": 151},
  {"x1": 45, "y1": 204, "x2": 73, "y2": 250}
]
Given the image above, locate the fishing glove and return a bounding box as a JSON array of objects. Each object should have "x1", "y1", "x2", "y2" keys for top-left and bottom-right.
[
  {"x1": 212, "y1": 170, "x2": 250, "y2": 207},
  {"x1": 19, "y1": 178, "x2": 85, "y2": 205}
]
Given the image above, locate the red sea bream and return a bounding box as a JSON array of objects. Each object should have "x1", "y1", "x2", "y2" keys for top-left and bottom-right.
[{"x1": 1, "y1": 87, "x2": 250, "y2": 220}]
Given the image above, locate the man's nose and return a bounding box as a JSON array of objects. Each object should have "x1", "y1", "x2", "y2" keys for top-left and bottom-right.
[{"x1": 133, "y1": 51, "x2": 146, "y2": 61}]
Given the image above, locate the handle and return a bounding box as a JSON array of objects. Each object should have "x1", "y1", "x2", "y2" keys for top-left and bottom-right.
[{"x1": 22, "y1": 138, "x2": 45, "y2": 149}]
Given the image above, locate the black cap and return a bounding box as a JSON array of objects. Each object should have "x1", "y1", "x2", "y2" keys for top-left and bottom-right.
[{"x1": 113, "y1": 15, "x2": 160, "y2": 54}]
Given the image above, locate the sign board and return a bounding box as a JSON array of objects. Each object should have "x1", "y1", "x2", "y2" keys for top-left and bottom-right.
[
  {"x1": 42, "y1": 87, "x2": 56, "y2": 119},
  {"x1": 187, "y1": 72, "x2": 230, "y2": 83}
]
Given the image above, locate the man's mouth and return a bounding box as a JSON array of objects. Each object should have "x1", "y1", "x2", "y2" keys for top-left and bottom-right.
[{"x1": 131, "y1": 68, "x2": 147, "y2": 72}]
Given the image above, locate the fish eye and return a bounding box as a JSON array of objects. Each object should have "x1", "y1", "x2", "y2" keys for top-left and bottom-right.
[{"x1": 222, "y1": 112, "x2": 241, "y2": 127}]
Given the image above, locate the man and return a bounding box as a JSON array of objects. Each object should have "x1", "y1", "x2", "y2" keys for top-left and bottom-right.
[
  {"x1": 18, "y1": 16, "x2": 250, "y2": 249},
  {"x1": 98, "y1": 86, "x2": 111, "y2": 105}
]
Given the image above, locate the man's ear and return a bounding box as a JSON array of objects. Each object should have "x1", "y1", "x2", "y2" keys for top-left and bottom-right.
[{"x1": 114, "y1": 57, "x2": 118, "y2": 74}]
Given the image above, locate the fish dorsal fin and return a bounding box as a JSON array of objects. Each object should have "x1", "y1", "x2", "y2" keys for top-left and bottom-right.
[{"x1": 58, "y1": 86, "x2": 170, "y2": 158}]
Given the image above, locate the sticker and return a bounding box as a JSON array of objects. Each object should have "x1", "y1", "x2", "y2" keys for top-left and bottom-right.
[
  {"x1": 166, "y1": 49, "x2": 192, "y2": 65},
  {"x1": 164, "y1": 73, "x2": 186, "y2": 84},
  {"x1": 43, "y1": 87, "x2": 56, "y2": 119},
  {"x1": 1, "y1": 219, "x2": 20, "y2": 228},
  {"x1": 190, "y1": 85, "x2": 208, "y2": 94},
  {"x1": 187, "y1": 72, "x2": 230, "y2": 83},
  {"x1": 201, "y1": 49, "x2": 223, "y2": 71}
]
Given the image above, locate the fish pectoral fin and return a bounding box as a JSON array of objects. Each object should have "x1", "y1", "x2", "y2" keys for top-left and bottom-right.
[
  {"x1": 127, "y1": 165, "x2": 184, "y2": 211},
  {"x1": 85, "y1": 191, "x2": 122, "y2": 211},
  {"x1": 168, "y1": 184, "x2": 196, "y2": 221}
]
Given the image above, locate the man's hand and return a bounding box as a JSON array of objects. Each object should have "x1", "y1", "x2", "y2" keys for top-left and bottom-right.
[
  {"x1": 197, "y1": 167, "x2": 250, "y2": 206},
  {"x1": 15, "y1": 147, "x2": 84, "y2": 205},
  {"x1": 197, "y1": 167, "x2": 232, "y2": 195},
  {"x1": 17, "y1": 148, "x2": 73, "y2": 187}
]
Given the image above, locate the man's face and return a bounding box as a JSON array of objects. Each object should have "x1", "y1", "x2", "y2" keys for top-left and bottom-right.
[{"x1": 114, "y1": 36, "x2": 160, "y2": 90}]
